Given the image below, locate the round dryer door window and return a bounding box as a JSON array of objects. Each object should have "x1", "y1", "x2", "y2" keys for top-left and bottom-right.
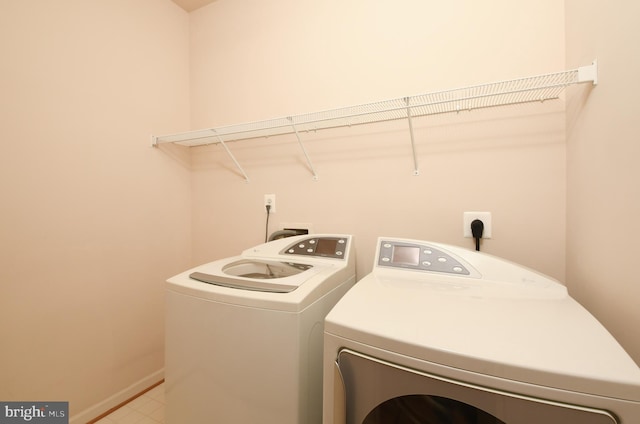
[
  {"x1": 336, "y1": 350, "x2": 618, "y2": 424},
  {"x1": 363, "y1": 395, "x2": 503, "y2": 423}
]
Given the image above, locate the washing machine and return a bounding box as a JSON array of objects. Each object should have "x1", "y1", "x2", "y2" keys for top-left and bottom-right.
[
  {"x1": 165, "y1": 234, "x2": 355, "y2": 424},
  {"x1": 323, "y1": 237, "x2": 640, "y2": 423}
]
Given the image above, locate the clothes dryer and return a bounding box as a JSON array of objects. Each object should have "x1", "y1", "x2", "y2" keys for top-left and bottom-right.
[
  {"x1": 166, "y1": 234, "x2": 355, "y2": 424},
  {"x1": 323, "y1": 237, "x2": 640, "y2": 423}
]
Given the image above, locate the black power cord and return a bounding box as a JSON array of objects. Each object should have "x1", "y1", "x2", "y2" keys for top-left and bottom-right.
[
  {"x1": 264, "y1": 204, "x2": 271, "y2": 242},
  {"x1": 471, "y1": 219, "x2": 484, "y2": 251}
]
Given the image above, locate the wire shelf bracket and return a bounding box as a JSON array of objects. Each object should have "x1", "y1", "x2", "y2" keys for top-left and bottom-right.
[
  {"x1": 288, "y1": 118, "x2": 319, "y2": 181},
  {"x1": 405, "y1": 97, "x2": 420, "y2": 176},
  {"x1": 152, "y1": 61, "x2": 598, "y2": 179},
  {"x1": 214, "y1": 132, "x2": 250, "y2": 183}
]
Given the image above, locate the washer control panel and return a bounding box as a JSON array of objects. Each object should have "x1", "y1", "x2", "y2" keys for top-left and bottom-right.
[
  {"x1": 378, "y1": 240, "x2": 471, "y2": 275},
  {"x1": 283, "y1": 236, "x2": 348, "y2": 259}
]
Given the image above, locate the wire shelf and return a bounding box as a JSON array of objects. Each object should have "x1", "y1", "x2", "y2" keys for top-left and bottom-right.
[{"x1": 152, "y1": 61, "x2": 597, "y2": 179}]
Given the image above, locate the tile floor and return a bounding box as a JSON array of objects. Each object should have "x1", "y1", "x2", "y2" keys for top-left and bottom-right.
[{"x1": 94, "y1": 382, "x2": 165, "y2": 424}]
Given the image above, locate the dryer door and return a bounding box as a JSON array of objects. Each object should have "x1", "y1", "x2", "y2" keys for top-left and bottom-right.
[{"x1": 336, "y1": 350, "x2": 618, "y2": 424}]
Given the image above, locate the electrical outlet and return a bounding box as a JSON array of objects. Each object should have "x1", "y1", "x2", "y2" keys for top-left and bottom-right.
[
  {"x1": 264, "y1": 194, "x2": 276, "y2": 213},
  {"x1": 463, "y1": 211, "x2": 492, "y2": 238}
]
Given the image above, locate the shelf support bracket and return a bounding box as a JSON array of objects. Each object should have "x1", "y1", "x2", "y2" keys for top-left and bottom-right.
[
  {"x1": 405, "y1": 97, "x2": 420, "y2": 176},
  {"x1": 214, "y1": 132, "x2": 250, "y2": 183},
  {"x1": 578, "y1": 60, "x2": 598, "y2": 85},
  {"x1": 289, "y1": 118, "x2": 319, "y2": 180}
]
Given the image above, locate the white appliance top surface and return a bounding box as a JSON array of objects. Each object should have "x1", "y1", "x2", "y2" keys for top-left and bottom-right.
[
  {"x1": 167, "y1": 234, "x2": 355, "y2": 311},
  {"x1": 325, "y1": 238, "x2": 640, "y2": 402}
]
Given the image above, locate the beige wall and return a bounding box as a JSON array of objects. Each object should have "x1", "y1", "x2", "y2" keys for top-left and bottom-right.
[
  {"x1": 0, "y1": 0, "x2": 191, "y2": 420},
  {"x1": 566, "y1": 2, "x2": 640, "y2": 363},
  {"x1": 3, "y1": 0, "x2": 637, "y2": 421},
  {"x1": 189, "y1": 0, "x2": 568, "y2": 280}
]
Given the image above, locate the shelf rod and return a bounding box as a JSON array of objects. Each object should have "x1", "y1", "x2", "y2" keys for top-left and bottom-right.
[
  {"x1": 405, "y1": 97, "x2": 419, "y2": 176},
  {"x1": 163, "y1": 81, "x2": 576, "y2": 145},
  {"x1": 153, "y1": 62, "x2": 598, "y2": 149},
  {"x1": 214, "y1": 132, "x2": 250, "y2": 182},
  {"x1": 303, "y1": 80, "x2": 573, "y2": 122},
  {"x1": 156, "y1": 84, "x2": 567, "y2": 145},
  {"x1": 289, "y1": 118, "x2": 318, "y2": 180}
]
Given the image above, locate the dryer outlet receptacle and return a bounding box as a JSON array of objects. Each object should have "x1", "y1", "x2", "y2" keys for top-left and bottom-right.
[{"x1": 463, "y1": 211, "x2": 492, "y2": 238}]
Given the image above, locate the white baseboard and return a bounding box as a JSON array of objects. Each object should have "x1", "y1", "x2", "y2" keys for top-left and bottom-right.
[{"x1": 70, "y1": 369, "x2": 164, "y2": 424}]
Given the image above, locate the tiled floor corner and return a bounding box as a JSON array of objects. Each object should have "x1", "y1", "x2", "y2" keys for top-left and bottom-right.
[{"x1": 94, "y1": 383, "x2": 164, "y2": 424}]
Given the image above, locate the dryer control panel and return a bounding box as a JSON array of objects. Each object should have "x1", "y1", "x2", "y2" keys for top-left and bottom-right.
[
  {"x1": 283, "y1": 236, "x2": 348, "y2": 259},
  {"x1": 378, "y1": 240, "x2": 472, "y2": 275}
]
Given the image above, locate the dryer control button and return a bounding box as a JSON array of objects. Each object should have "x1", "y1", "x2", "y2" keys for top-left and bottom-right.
[
  {"x1": 453, "y1": 266, "x2": 463, "y2": 273},
  {"x1": 288, "y1": 249, "x2": 295, "y2": 253},
  {"x1": 309, "y1": 240, "x2": 316, "y2": 244},
  {"x1": 383, "y1": 243, "x2": 392, "y2": 248},
  {"x1": 307, "y1": 248, "x2": 314, "y2": 253},
  {"x1": 422, "y1": 261, "x2": 432, "y2": 267},
  {"x1": 438, "y1": 257, "x2": 447, "y2": 263},
  {"x1": 336, "y1": 251, "x2": 343, "y2": 256},
  {"x1": 382, "y1": 257, "x2": 390, "y2": 262}
]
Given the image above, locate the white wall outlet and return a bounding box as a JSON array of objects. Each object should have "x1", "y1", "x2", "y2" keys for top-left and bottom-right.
[
  {"x1": 264, "y1": 194, "x2": 276, "y2": 213},
  {"x1": 463, "y1": 211, "x2": 492, "y2": 238}
]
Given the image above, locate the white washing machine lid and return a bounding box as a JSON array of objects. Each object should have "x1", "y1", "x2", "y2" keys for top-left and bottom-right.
[
  {"x1": 167, "y1": 234, "x2": 355, "y2": 311},
  {"x1": 188, "y1": 258, "x2": 323, "y2": 293},
  {"x1": 325, "y1": 237, "x2": 640, "y2": 402}
]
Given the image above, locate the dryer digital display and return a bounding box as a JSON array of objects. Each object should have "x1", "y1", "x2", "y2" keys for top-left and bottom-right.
[{"x1": 391, "y1": 245, "x2": 420, "y2": 266}]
